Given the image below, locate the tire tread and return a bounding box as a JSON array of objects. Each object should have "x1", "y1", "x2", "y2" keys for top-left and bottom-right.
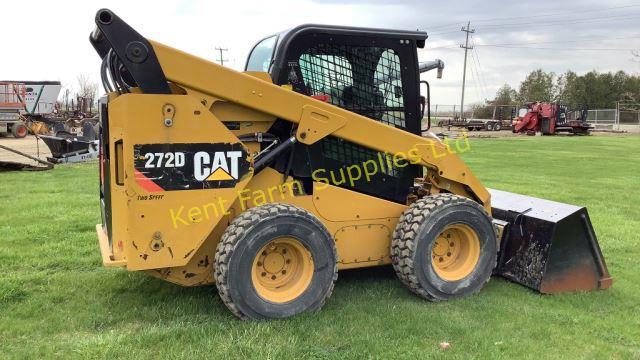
[
  {"x1": 390, "y1": 193, "x2": 496, "y2": 301},
  {"x1": 214, "y1": 203, "x2": 338, "y2": 320}
]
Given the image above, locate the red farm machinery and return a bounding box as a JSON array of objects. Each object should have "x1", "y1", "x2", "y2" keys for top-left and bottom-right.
[{"x1": 513, "y1": 102, "x2": 592, "y2": 135}]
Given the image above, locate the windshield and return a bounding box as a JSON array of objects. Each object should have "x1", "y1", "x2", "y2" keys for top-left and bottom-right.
[
  {"x1": 518, "y1": 108, "x2": 529, "y2": 117},
  {"x1": 246, "y1": 35, "x2": 278, "y2": 72}
]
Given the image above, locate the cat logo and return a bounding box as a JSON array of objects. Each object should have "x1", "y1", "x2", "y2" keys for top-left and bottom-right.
[
  {"x1": 134, "y1": 143, "x2": 250, "y2": 191},
  {"x1": 194, "y1": 151, "x2": 243, "y2": 181}
]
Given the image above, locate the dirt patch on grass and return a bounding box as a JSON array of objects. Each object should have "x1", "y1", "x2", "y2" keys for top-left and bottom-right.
[{"x1": 0, "y1": 135, "x2": 51, "y2": 166}]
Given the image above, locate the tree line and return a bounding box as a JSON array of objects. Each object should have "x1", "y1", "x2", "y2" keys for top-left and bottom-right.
[{"x1": 472, "y1": 69, "x2": 640, "y2": 118}]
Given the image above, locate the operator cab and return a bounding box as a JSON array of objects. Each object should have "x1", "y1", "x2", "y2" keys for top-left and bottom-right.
[
  {"x1": 246, "y1": 24, "x2": 426, "y2": 135},
  {"x1": 245, "y1": 25, "x2": 428, "y2": 204}
]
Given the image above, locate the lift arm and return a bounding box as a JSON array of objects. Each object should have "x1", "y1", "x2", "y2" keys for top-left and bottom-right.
[{"x1": 90, "y1": 9, "x2": 490, "y2": 209}]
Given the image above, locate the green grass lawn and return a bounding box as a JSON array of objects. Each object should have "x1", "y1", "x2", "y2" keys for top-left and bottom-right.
[{"x1": 1, "y1": 136, "x2": 639, "y2": 359}]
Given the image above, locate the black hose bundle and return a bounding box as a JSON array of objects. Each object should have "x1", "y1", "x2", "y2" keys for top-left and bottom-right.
[{"x1": 100, "y1": 49, "x2": 131, "y2": 94}]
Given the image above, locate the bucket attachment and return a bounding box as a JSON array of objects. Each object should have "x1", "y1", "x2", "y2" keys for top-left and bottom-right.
[{"x1": 490, "y1": 189, "x2": 612, "y2": 294}]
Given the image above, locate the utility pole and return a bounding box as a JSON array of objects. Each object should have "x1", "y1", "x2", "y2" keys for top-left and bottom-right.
[
  {"x1": 459, "y1": 21, "x2": 474, "y2": 120},
  {"x1": 215, "y1": 47, "x2": 229, "y2": 66}
]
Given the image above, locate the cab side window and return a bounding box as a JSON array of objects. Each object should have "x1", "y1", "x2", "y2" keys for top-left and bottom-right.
[
  {"x1": 246, "y1": 36, "x2": 278, "y2": 72},
  {"x1": 295, "y1": 42, "x2": 418, "y2": 203}
]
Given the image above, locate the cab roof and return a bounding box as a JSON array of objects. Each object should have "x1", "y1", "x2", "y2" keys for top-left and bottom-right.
[{"x1": 274, "y1": 24, "x2": 428, "y2": 49}]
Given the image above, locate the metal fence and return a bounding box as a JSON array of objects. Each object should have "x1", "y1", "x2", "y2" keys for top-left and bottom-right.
[
  {"x1": 586, "y1": 103, "x2": 640, "y2": 132},
  {"x1": 616, "y1": 102, "x2": 640, "y2": 133},
  {"x1": 586, "y1": 109, "x2": 616, "y2": 127}
]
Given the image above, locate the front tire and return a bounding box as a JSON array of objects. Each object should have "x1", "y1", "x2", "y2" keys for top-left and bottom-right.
[
  {"x1": 214, "y1": 204, "x2": 338, "y2": 320},
  {"x1": 391, "y1": 194, "x2": 496, "y2": 301}
]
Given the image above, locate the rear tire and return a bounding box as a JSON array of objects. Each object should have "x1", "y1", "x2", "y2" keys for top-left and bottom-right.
[
  {"x1": 486, "y1": 123, "x2": 494, "y2": 131},
  {"x1": 11, "y1": 123, "x2": 27, "y2": 138},
  {"x1": 494, "y1": 122, "x2": 502, "y2": 131},
  {"x1": 391, "y1": 194, "x2": 496, "y2": 301},
  {"x1": 214, "y1": 203, "x2": 338, "y2": 320}
]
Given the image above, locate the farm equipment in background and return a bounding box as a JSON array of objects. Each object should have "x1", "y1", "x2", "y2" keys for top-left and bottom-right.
[
  {"x1": 485, "y1": 105, "x2": 517, "y2": 131},
  {"x1": 40, "y1": 94, "x2": 98, "y2": 137},
  {"x1": 39, "y1": 120, "x2": 99, "y2": 164},
  {"x1": 437, "y1": 105, "x2": 516, "y2": 132},
  {"x1": 465, "y1": 118, "x2": 507, "y2": 131},
  {"x1": 0, "y1": 82, "x2": 28, "y2": 138},
  {"x1": 439, "y1": 118, "x2": 509, "y2": 132},
  {"x1": 513, "y1": 102, "x2": 592, "y2": 135},
  {"x1": 19, "y1": 81, "x2": 62, "y2": 119},
  {"x1": 57, "y1": 94, "x2": 97, "y2": 123},
  {"x1": 90, "y1": 9, "x2": 611, "y2": 320},
  {"x1": 6, "y1": 80, "x2": 63, "y2": 135},
  {"x1": 6, "y1": 81, "x2": 99, "y2": 137}
]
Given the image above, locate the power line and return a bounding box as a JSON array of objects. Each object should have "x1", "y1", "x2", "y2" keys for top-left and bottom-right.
[
  {"x1": 429, "y1": 29, "x2": 466, "y2": 36},
  {"x1": 424, "y1": 21, "x2": 466, "y2": 31},
  {"x1": 473, "y1": 3, "x2": 640, "y2": 23},
  {"x1": 422, "y1": 43, "x2": 640, "y2": 53},
  {"x1": 426, "y1": 7, "x2": 640, "y2": 37},
  {"x1": 424, "y1": 7, "x2": 640, "y2": 43},
  {"x1": 474, "y1": 45, "x2": 636, "y2": 51},
  {"x1": 467, "y1": 60, "x2": 484, "y2": 103},
  {"x1": 425, "y1": 3, "x2": 640, "y2": 29},
  {"x1": 467, "y1": 52, "x2": 487, "y2": 102},
  {"x1": 424, "y1": 34, "x2": 640, "y2": 51},
  {"x1": 476, "y1": 13, "x2": 640, "y2": 29},
  {"x1": 473, "y1": 53, "x2": 490, "y2": 100},
  {"x1": 467, "y1": 41, "x2": 484, "y2": 98},
  {"x1": 474, "y1": 35, "x2": 640, "y2": 47},
  {"x1": 420, "y1": 44, "x2": 461, "y2": 50},
  {"x1": 470, "y1": 41, "x2": 490, "y2": 99}
]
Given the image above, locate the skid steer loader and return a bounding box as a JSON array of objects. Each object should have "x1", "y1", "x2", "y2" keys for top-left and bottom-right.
[{"x1": 90, "y1": 9, "x2": 611, "y2": 320}]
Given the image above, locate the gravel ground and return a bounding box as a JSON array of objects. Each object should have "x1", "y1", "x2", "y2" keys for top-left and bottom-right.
[{"x1": 0, "y1": 135, "x2": 52, "y2": 167}]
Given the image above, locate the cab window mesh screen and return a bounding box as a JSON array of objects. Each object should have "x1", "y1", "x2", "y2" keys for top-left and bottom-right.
[
  {"x1": 323, "y1": 137, "x2": 401, "y2": 177},
  {"x1": 299, "y1": 44, "x2": 405, "y2": 128},
  {"x1": 295, "y1": 42, "x2": 414, "y2": 202}
]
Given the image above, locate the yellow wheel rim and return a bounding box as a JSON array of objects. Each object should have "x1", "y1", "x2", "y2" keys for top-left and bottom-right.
[
  {"x1": 251, "y1": 237, "x2": 314, "y2": 303},
  {"x1": 431, "y1": 224, "x2": 481, "y2": 281}
]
